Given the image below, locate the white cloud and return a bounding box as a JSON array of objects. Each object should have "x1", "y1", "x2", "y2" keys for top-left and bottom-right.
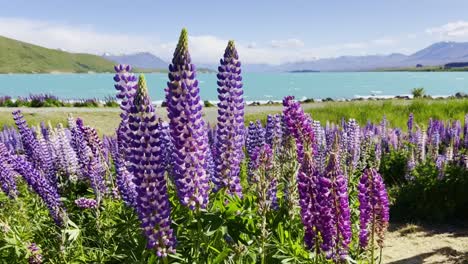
[
  {"x1": 0, "y1": 16, "x2": 416, "y2": 65},
  {"x1": 426, "y1": 21, "x2": 468, "y2": 38},
  {"x1": 270, "y1": 38, "x2": 305, "y2": 48},
  {"x1": 372, "y1": 37, "x2": 398, "y2": 46}
]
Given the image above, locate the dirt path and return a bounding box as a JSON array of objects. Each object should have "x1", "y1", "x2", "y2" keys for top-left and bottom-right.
[{"x1": 383, "y1": 224, "x2": 468, "y2": 264}]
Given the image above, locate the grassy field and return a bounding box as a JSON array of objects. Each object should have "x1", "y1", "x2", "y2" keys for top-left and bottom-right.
[
  {"x1": 0, "y1": 36, "x2": 115, "y2": 73},
  {"x1": 0, "y1": 99, "x2": 467, "y2": 135}
]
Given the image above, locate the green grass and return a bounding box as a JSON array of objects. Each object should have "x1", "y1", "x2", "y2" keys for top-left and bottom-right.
[
  {"x1": 245, "y1": 99, "x2": 468, "y2": 129},
  {"x1": 0, "y1": 35, "x2": 116, "y2": 73},
  {"x1": 1, "y1": 99, "x2": 467, "y2": 135},
  {"x1": 0, "y1": 111, "x2": 121, "y2": 135}
]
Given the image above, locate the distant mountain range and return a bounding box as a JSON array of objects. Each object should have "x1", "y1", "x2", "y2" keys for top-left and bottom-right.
[
  {"x1": 276, "y1": 42, "x2": 468, "y2": 72},
  {"x1": 0, "y1": 36, "x2": 115, "y2": 73},
  {"x1": 102, "y1": 52, "x2": 168, "y2": 70},
  {"x1": 3, "y1": 34, "x2": 468, "y2": 73}
]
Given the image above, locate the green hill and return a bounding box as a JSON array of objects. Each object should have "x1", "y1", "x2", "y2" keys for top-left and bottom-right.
[{"x1": 0, "y1": 36, "x2": 115, "y2": 73}]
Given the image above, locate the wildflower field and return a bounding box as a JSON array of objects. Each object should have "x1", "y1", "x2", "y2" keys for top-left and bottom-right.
[{"x1": 0, "y1": 29, "x2": 467, "y2": 264}]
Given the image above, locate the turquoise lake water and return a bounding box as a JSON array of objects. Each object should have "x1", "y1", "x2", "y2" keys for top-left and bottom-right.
[{"x1": 1, "y1": 72, "x2": 467, "y2": 102}]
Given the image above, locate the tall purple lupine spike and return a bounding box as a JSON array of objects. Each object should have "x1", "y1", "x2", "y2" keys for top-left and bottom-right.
[
  {"x1": 12, "y1": 110, "x2": 55, "y2": 186},
  {"x1": 0, "y1": 143, "x2": 18, "y2": 198},
  {"x1": 114, "y1": 64, "x2": 138, "y2": 155},
  {"x1": 246, "y1": 121, "x2": 266, "y2": 180},
  {"x1": 109, "y1": 132, "x2": 137, "y2": 207},
  {"x1": 127, "y1": 75, "x2": 175, "y2": 256},
  {"x1": 265, "y1": 114, "x2": 283, "y2": 149},
  {"x1": 358, "y1": 168, "x2": 389, "y2": 250},
  {"x1": 318, "y1": 152, "x2": 352, "y2": 260},
  {"x1": 212, "y1": 41, "x2": 244, "y2": 196},
  {"x1": 282, "y1": 96, "x2": 321, "y2": 251},
  {"x1": 166, "y1": 29, "x2": 210, "y2": 209},
  {"x1": 282, "y1": 96, "x2": 314, "y2": 163},
  {"x1": 10, "y1": 154, "x2": 64, "y2": 224},
  {"x1": 72, "y1": 119, "x2": 93, "y2": 179}
]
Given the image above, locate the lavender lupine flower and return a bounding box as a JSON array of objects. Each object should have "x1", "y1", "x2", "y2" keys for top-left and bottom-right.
[
  {"x1": 415, "y1": 128, "x2": 426, "y2": 162},
  {"x1": 212, "y1": 41, "x2": 244, "y2": 196},
  {"x1": 0, "y1": 143, "x2": 18, "y2": 198},
  {"x1": 319, "y1": 153, "x2": 352, "y2": 260},
  {"x1": 406, "y1": 150, "x2": 416, "y2": 181},
  {"x1": 250, "y1": 144, "x2": 277, "y2": 210},
  {"x1": 49, "y1": 124, "x2": 78, "y2": 177},
  {"x1": 11, "y1": 155, "x2": 64, "y2": 224},
  {"x1": 313, "y1": 121, "x2": 327, "y2": 174},
  {"x1": 0, "y1": 125, "x2": 23, "y2": 153},
  {"x1": 12, "y1": 110, "x2": 55, "y2": 185},
  {"x1": 74, "y1": 197, "x2": 98, "y2": 209},
  {"x1": 27, "y1": 243, "x2": 43, "y2": 264},
  {"x1": 127, "y1": 75, "x2": 175, "y2": 256},
  {"x1": 166, "y1": 29, "x2": 210, "y2": 209},
  {"x1": 358, "y1": 168, "x2": 390, "y2": 249},
  {"x1": 346, "y1": 119, "x2": 361, "y2": 171},
  {"x1": 436, "y1": 154, "x2": 446, "y2": 180}
]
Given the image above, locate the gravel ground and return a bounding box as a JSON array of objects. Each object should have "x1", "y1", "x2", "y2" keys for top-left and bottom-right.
[{"x1": 383, "y1": 223, "x2": 468, "y2": 264}]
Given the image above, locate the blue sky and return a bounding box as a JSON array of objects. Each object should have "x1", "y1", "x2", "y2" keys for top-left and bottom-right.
[{"x1": 1, "y1": 0, "x2": 468, "y2": 64}]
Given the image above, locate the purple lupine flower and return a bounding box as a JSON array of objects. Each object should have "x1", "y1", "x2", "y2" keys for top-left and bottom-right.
[
  {"x1": 158, "y1": 120, "x2": 173, "y2": 171},
  {"x1": 282, "y1": 96, "x2": 319, "y2": 250},
  {"x1": 127, "y1": 75, "x2": 175, "y2": 256},
  {"x1": 358, "y1": 168, "x2": 390, "y2": 249},
  {"x1": 27, "y1": 243, "x2": 43, "y2": 264},
  {"x1": 0, "y1": 143, "x2": 18, "y2": 198},
  {"x1": 12, "y1": 110, "x2": 55, "y2": 186},
  {"x1": 246, "y1": 121, "x2": 266, "y2": 180},
  {"x1": 265, "y1": 114, "x2": 283, "y2": 149},
  {"x1": 250, "y1": 144, "x2": 278, "y2": 213},
  {"x1": 298, "y1": 153, "x2": 319, "y2": 250},
  {"x1": 213, "y1": 41, "x2": 244, "y2": 197},
  {"x1": 282, "y1": 96, "x2": 314, "y2": 163},
  {"x1": 71, "y1": 118, "x2": 93, "y2": 179},
  {"x1": 114, "y1": 64, "x2": 138, "y2": 152},
  {"x1": 166, "y1": 29, "x2": 210, "y2": 210},
  {"x1": 74, "y1": 197, "x2": 98, "y2": 209},
  {"x1": 317, "y1": 153, "x2": 352, "y2": 260},
  {"x1": 10, "y1": 155, "x2": 64, "y2": 224},
  {"x1": 109, "y1": 132, "x2": 137, "y2": 207},
  {"x1": 87, "y1": 155, "x2": 108, "y2": 203}
]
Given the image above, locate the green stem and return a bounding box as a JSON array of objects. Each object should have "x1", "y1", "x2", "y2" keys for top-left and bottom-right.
[{"x1": 371, "y1": 210, "x2": 376, "y2": 264}]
